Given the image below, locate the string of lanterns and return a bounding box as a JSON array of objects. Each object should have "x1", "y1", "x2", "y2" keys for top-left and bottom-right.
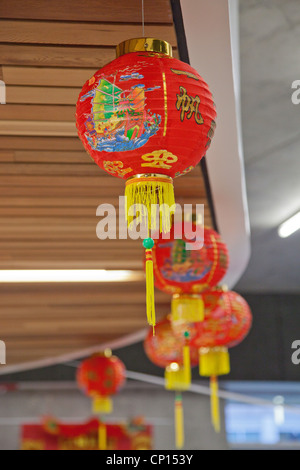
[
  {"x1": 75, "y1": 35, "x2": 253, "y2": 450},
  {"x1": 144, "y1": 221, "x2": 252, "y2": 441}
]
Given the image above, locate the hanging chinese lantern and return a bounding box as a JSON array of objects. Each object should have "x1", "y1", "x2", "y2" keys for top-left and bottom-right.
[
  {"x1": 144, "y1": 315, "x2": 196, "y2": 449},
  {"x1": 77, "y1": 350, "x2": 126, "y2": 413},
  {"x1": 144, "y1": 314, "x2": 199, "y2": 368},
  {"x1": 188, "y1": 290, "x2": 252, "y2": 433},
  {"x1": 76, "y1": 350, "x2": 126, "y2": 450},
  {"x1": 76, "y1": 38, "x2": 217, "y2": 328},
  {"x1": 152, "y1": 222, "x2": 229, "y2": 324}
]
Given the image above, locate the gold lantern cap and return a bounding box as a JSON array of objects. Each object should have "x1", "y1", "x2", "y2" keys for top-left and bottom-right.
[{"x1": 116, "y1": 37, "x2": 173, "y2": 58}]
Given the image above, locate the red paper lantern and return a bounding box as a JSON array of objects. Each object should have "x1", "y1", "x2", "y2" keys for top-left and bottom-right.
[
  {"x1": 153, "y1": 224, "x2": 228, "y2": 295},
  {"x1": 152, "y1": 223, "x2": 229, "y2": 322},
  {"x1": 77, "y1": 350, "x2": 126, "y2": 414},
  {"x1": 188, "y1": 290, "x2": 252, "y2": 350},
  {"x1": 76, "y1": 38, "x2": 216, "y2": 235},
  {"x1": 144, "y1": 315, "x2": 198, "y2": 368}
]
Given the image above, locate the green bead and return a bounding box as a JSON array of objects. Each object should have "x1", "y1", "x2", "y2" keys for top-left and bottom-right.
[
  {"x1": 184, "y1": 331, "x2": 190, "y2": 339},
  {"x1": 143, "y1": 237, "x2": 154, "y2": 249}
]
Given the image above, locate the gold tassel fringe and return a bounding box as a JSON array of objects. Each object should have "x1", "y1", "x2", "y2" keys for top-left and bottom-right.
[
  {"x1": 210, "y1": 376, "x2": 220, "y2": 433},
  {"x1": 172, "y1": 294, "x2": 204, "y2": 323},
  {"x1": 174, "y1": 393, "x2": 184, "y2": 449},
  {"x1": 145, "y1": 249, "x2": 156, "y2": 329},
  {"x1": 125, "y1": 176, "x2": 175, "y2": 234},
  {"x1": 98, "y1": 422, "x2": 107, "y2": 450}
]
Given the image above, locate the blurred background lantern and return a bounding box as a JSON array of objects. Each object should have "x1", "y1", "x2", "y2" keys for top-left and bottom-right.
[
  {"x1": 144, "y1": 314, "x2": 198, "y2": 369},
  {"x1": 76, "y1": 38, "x2": 217, "y2": 329},
  {"x1": 187, "y1": 290, "x2": 252, "y2": 433},
  {"x1": 76, "y1": 349, "x2": 126, "y2": 449},
  {"x1": 77, "y1": 349, "x2": 126, "y2": 413},
  {"x1": 152, "y1": 222, "x2": 229, "y2": 324},
  {"x1": 144, "y1": 315, "x2": 195, "y2": 449}
]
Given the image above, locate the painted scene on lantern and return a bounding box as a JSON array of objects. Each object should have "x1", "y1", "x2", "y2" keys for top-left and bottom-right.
[
  {"x1": 80, "y1": 72, "x2": 161, "y2": 152},
  {"x1": 160, "y1": 239, "x2": 213, "y2": 283}
]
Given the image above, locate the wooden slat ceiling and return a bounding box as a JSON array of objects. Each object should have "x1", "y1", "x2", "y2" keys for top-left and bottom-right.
[{"x1": 0, "y1": 0, "x2": 213, "y2": 367}]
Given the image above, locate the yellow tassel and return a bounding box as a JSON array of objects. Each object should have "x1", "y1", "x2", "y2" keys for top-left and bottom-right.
[
  {"x1": 165, "y1": 342, "x2": 191, "y2": 391},
  {"x1": 92, "y1": 396, "x2": 113, "y2": 414},
  {"x1": 199, "y1": 347, "x2": 230, "y2": 377},
  {"x1": 98, "y1": 422, "x2": 107, "y2": 450},
  {"x1": 171, "y1": 294, "x2": 204, "y2": 323},
  {"x1": 125, "y1": 175, "x2": 175, "y2": 234},
  {"x1": 210, "y1": 376, "x2": 220, "y2": 433},
  {"x1": 199, "y1": 348, "x2": 229, "y2": 434},
  {"x1": 174, "y1": 393, "x2": 184, "y2": 449},
  {"x1": 182, "y1": 343, "x2": 191, "y2": 384},
  {"x1": 145, "y1": 249, "x2": 156, "y2": 329}
]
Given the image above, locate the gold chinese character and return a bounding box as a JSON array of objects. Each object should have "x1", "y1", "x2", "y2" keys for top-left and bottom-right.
[
  {"x1": 141, "y1": 150, "x2": 178, "y2": 169},
  {"x1": 103, "y1": 161, "x2": 133, "y2": 177},
  {"x1": 176, "y1": 86, "x2": 204, "y2": 125}
]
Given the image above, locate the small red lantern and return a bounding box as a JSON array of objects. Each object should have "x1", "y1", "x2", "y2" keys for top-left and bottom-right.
[
  {"x1": 187, "y1": 290, "x2": 252, "y2": 433},
  {"x1": 144, "y1": 314, "x2": 198, "y2": 369},
  {"x1": 152, "y1": 223, "x2": 229, "y2": 323},
  {"x1": 77, "y1": 350, "x2": 126, "y2": 415}
]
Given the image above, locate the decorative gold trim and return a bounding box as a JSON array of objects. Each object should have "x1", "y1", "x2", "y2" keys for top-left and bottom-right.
[
  {"x1": 199, "y1": 346, "x2": 228, "y2": 354},
  {"x1": 91, "y1": 348, "x2": 112, "y2": 358},
  {"x1": 171, "y1": 68, "x2": 200, "y2": 81},
  {"x1": 162, "y1": 72, "x2": 168, "y2": 136},
  {"x1": 116, "y1": 38, "x2": 173, "y2": 58},
  {"x1": 126, "y1": 173, "x2": 173, "y2": 182},
  {"x1": 172, "y1": 293, "x2": 201, "y2": 300},
  {"x1": 205, "y1": 234, "x2": 218, "y2": 285}
]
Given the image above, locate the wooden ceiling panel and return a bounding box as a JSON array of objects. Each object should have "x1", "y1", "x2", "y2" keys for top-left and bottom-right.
[
  {"x1": 0, "y1": 21, "x2": 177, "y2": 47},
  {"x1": 0, "y1": 44, "x2": 118, "y2": 68},
  {"x1": 0, "y1": 44, "x2": 178, "y2": 68},
  {"x1": 2, "y1": 67, "x2": 96, "y2": 87},
  {"x1": 0, "y1": 0, "x2": 173, "y2": 23},
  {"x1": 5, "y1": 86, "x2": 80, "y2": 105},
  {"x1": 0, "y1": 0, "x2": 214, "y2": 368},
  {"x1": 0, "y1": 105, "x2": 76, "y2": 122}
]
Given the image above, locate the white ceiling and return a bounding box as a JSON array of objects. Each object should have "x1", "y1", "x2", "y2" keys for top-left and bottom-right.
[
  {"x1": 181, "y1": 0, "x2": 251, "y2": 289},
  {"x1": 182, "y1": 0, "x2": 300, "y2": 292},
  {"x1": 235, "y1": 0, "x2": 300, "y2": 292}
]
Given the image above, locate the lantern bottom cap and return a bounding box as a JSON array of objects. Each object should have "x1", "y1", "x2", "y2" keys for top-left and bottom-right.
[
  {"x1": 171, "y1": 294, "x2": 204, "y2": 323},
  {"x1": 199, "y1": 347, "x2": 230, "y2": 377},
  {"x1": 92, "y1": 396, "x2": 113, "y2": 414},
  {"x1": 127, "y1": 173, "x2": 173, "y2": 182}
]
